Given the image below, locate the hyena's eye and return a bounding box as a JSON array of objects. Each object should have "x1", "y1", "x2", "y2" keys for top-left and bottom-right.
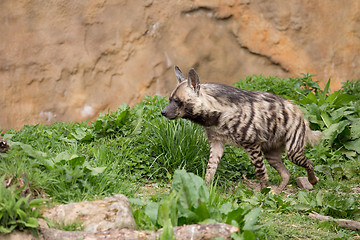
[{"x1": 173, "y1": 98, "x2": 183, "y2": 107}]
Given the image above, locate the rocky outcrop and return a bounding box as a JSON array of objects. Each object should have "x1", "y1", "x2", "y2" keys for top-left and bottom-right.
[
  {"x1": 41, "y1": 194, "x2": 136, "y2": 233},
  {"x1": 1, "y1": 0, "x2": 359, "y2": 129},
  {"x1": 0, "y1": 194, "x2": 238, "y2": 240},
  {"x1": 40, "y1": 223, "x2": 238, "y2": 240}
]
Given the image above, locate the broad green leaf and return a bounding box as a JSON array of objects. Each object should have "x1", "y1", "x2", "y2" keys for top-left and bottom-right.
[
  {"x1": 16, "y1": 209, "x2": 27, "y2": 221},
  {"x1": 322, "y1": 120, "x2": 350, "y2": 144},
  {"x1": 231, "y1": 232, "x2": 242, "y2": 240},
  {"x1": 68, "y1": 155, "x2": 86, "y2": 168},
  {"x1": 198, "y1": 184, "x2": 209, "y2": 204},
  {"x1": 297, "y1": 191, "x2": 310, "y2": 205},
  {"x1": 350, "y1": 120, "x2": 360, "y2": 139},
  {"x1": 144, "y1": 202, "x2": 159, "y2": 225},
  {"x1": 171, "y1": 170, "x2": 203, "y2": 210},
  {"x1": 301, "y1": 92, "x2": 317, "y2": 104},
  {"x1": 330, "y1": 106, "x2": 354, "y2": 122},
  {"x1": 116, "y1": 104, "x2": 130, "y2": 122},
  {"x1": 176, "y1": 204, "x2": 198, "y2": 222},
  {"x1": 0, "y1": 225, "x2": 16, "y2": 233},
  {"x1": 344, "y1": 138, "x2": 360, "y2": 153},
  {"x1": 293, "y1": 204, "x2": 311, "y2": 211},
  {"x1": 29, "y1": 198, "x2": 48, "y2": 208},
  {"x1": 193, "y1": 202, "x2": 210, "y2": 221},
  {"x1": 340, "y1": 149, "x2": 357, "y2": 159},
  {"x1": 14, "y1": 196, "x2": 29, "y2": 212},
  {"x1": 320, "y1": 111, "x2": 332, "y2": 128},
  {"x1": 170, "y1": 190, "x2": 181, "y2": 227},
  {"x1": 226, "y1": 207, "x2": 245, "y2": 226},
  {"x1": 130, "y1": 109, "x2": 143, "y2": 135},
  {"x1": 325, "y1": 91, "x2": 340, "y2": 104},
  {"x1": 160, "y1": 219, "x2": 174, "y2": 240},
  {"x1": 83, "y1": 162, "x2": 106, "y2": 176},
  {"x1": 24, "y1": 217, "x2": 38, "y2": 228},
  {"x1": 71, "y1": 127, "x2": 93, "y2": 141},
  {"x1": 53, "y1": 151, "x2": 71, "y2": 163},
  {"x1": 316, "y1": 191, "x2": 323, "y2": 207},
  {"x1": 17, "y1": 143, "x2": 47, "y2": 160},
  {"x1": 219, "y1": 202, "x2": 233, "y2": 215},
  {"x1": 243, "y1": 230, "x2": 256, "y2": 240},
  {"x1": 333, "y1": 93, "x2": 356, "y2": 106},
  {"x1": 243, "y1": 208, "x2": 261, "y2": 231},
  {"x1": 157, "y1": 200, "x2": 171, "y2": 227},
  {"x1": 157, "y1": 190, "x2": 179, "y2": 227}
]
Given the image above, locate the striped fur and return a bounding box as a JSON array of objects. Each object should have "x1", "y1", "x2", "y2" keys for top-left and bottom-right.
[{"x1": 161, "y1": 66, "x2": 322, "y2": 193}]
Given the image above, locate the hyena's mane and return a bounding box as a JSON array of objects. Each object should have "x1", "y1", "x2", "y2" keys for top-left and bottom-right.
[
  {"x1": 180, "y1": 82, "x2": 289, "y2": 128},
  {"x1": 203, "y1": 83, "x2": 285, "y2": 102}
]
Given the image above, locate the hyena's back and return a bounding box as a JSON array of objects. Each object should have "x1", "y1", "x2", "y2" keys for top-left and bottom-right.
[
  {"x1": 162, "y1": 66, "x2": 322, "y2": 193},
  {"x1": 201, "y1": 83, "x2": 310, "y2": 152}
]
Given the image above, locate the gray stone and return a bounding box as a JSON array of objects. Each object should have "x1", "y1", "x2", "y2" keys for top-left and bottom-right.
[
  {"x1": 42, "y1": 194, "x2": 136, "y2": 233},
  {"x1": 0, "y1": 230, "x2": 39, "y2": 240},
  {"x1": 296, "y1": 177, "x2": 314, "y2": 190}
]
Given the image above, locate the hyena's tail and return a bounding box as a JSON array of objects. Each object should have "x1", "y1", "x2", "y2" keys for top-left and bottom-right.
[{"x1": 305, "y1": 122, "x2": 323, "y2": 147}]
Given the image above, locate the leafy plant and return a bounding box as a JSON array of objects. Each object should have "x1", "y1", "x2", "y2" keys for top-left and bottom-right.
[
  {"x1": 0, "y1": 176, "x2": 48, "y2": 235},
  {"x1": 131, "y1": 170, "x2": 262, "y2": 239},
  {"x1": 92, "y1": 103, "x2": 132, "y2": 137},
  {"x1": 340, "y1": 79, "x2": 360, "y2": 101},
  {"x1": 295, "y1": 190, "x2": 360, "y2": 220}
]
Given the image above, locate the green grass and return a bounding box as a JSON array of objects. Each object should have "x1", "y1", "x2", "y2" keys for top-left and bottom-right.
[{"x1": 1, "y1": 75, "x2": 360, "y2": 238}]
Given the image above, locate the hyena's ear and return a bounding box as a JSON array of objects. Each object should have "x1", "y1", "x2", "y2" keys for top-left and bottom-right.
[
  {"x1": 174, "y1": 65, "x2": 186, "y2": 83},
  {"x1": 187, "y1": 68, "x2": 200, "y2": 96}
]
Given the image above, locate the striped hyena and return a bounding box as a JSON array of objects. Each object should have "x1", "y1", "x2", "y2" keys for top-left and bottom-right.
[{"x1": 161, "y1": 66, "x2": 323, "y2": 193}]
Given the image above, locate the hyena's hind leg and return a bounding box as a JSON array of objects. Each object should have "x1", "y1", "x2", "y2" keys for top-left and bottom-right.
[
  {"x1": 263, "y1": 145, "x2": 291, "y2": 193},
  {"x1": 244, "y1": 144, "x2": 269, "y2": 189},
  {"x1": 286, "y1": 132, "x2": 318, "y2": 186}
]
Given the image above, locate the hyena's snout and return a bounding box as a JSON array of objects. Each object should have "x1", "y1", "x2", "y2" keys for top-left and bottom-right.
[
  {"x1": 160, "y1": 108, "x2": 169, "y2": 118},
  {"x1": 161, "y1": 103, "x2": 180, "y2": 120}
]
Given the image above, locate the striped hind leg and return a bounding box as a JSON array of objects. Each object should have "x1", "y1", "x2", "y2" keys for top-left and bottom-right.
[
  {"x1": 286, "y1": 123, "x2": 318, "y2": 185},
  {"x1": 244, "y1": 144, "x2": 269, "y2": 189},
  {"x1": 263, "y1": 145, "x2": 291, "y2": 193}
]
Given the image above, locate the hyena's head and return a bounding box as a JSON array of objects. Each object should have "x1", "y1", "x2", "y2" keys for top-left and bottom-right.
[{"x1": 161, "y1": 66, "x2": 200, "y2": 120}]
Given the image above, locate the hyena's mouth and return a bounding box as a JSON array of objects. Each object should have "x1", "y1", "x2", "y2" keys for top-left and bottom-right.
[
  {"x1": 164, "y1": 113, "x2": 179, "y2": 120},
  {"x1": 161, "y1": 109, "x2": 179, "y2": 120}
]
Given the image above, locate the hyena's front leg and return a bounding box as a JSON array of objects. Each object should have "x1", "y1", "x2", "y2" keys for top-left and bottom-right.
[
  {"x1": 205, "y1": 139, "x2": 225, "y2": 185},
  {"x1": 244, "y1": 144, "x2": 269, "y2": 189}
]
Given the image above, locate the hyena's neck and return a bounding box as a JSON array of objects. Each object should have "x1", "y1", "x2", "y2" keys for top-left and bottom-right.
[{"x1": 183, "y1": 101, "x2": 222, "y2": 127}]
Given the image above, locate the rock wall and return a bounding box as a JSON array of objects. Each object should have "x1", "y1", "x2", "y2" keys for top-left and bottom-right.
[{"x1": 1, "y1": 0, "x2": 359, "y2": 129}]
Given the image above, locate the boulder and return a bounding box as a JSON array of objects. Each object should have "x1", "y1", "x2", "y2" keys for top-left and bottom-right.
[
  {"x1": 0, "y1": 230, "x2": 39, "y2": 240},
  {"x1": 42, "y1": 194, "x2": 136, "y2": 233}
]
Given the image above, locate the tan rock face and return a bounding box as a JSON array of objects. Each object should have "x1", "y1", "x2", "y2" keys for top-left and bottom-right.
[{"x1": 1, "y1": 0, "x2": 359, "y2": 129}]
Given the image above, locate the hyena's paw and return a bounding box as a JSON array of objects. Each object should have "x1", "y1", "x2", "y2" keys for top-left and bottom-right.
[
  {"x1": 270, "y1": 186, "x2": 282, "y2": 194},
  {"x1": 308, "y1": 176, "x2": 319, "y2": 185},
  {"x1": 269, "y1": 184, "x2": 290, "y2": 194}
]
